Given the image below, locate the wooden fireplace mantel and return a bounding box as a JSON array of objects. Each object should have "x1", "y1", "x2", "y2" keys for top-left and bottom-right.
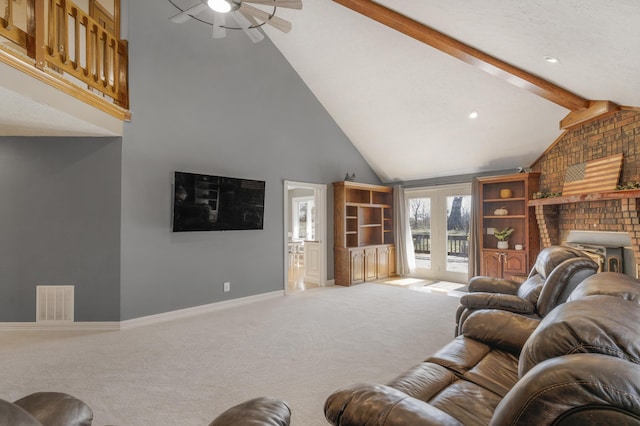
[{"x1": 529, "y1": 189, "x2": 640, "y2": 207}]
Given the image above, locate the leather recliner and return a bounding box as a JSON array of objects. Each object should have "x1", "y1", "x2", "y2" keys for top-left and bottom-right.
[
  {"x1": 325, "y1": 272, "x2": 640, "y2": 426},
  {"x1": 455, "y1": 245, "x2": 598, "y2": 335},
  {"x1": 0, "y1": 392, "x2": 93, "y2": 426}
]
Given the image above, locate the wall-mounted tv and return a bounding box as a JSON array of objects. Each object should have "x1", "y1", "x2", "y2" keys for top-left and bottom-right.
[{"x1": 173, "y1": 171, "x2": 265, "y2": 232}]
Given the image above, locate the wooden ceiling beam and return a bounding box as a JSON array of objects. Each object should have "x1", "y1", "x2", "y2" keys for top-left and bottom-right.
[
  {"x1": 332, "y1": 0, "x2": 590, "y2": 112},
  {"x1": 560, "y1": 100, "x2": 620, "y2": 129}
]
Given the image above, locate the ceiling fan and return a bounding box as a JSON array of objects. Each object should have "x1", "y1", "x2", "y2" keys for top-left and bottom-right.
[{"x1": 168, "y1": 0, "x2": 303, "y2": 43}]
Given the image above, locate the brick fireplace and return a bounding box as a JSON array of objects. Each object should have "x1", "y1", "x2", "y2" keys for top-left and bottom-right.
[{"x1": 529, "y1": 109, "x2": 640, "y2": 277}]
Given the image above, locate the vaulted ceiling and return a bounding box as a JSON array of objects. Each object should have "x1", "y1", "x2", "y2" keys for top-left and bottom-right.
[
  {"x1": 264, "y1": 0, "x2": 640, "y2": 182},
  {"x1": 2, "y1": 1, "x2": 639, "y2": 184}
]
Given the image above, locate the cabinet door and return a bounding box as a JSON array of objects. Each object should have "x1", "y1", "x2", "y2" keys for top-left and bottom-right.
[
  {"x1": 350, "y1": 249, "x2": 365, "y2": 284},
  {"x1": 482, "y1": 251, "x2": 503, "y2": 278},
  {"x1": 365, "y1": 248, "x2": 378, "y2": 281},
  {"x1": 377, "y1": 246, "x2": 390, "y2": 279},
  {"x1": 388, "y1": 246, "x2": 396, "y2": 276},
  {"x1": 503, "y1": 252, "x2": 527, "y2": 278}
]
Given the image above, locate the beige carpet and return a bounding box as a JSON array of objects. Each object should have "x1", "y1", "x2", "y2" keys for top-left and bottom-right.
[{"x1": 0, "y1": 284, "x2": 460, "y2": 425}]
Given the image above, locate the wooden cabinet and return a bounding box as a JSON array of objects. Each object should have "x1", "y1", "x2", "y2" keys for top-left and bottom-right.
[
  {"x1": 482, "y1": 250, "x2": 527, "y2": 279},
  {"x1": 334, "y1": 181, "x2": 396, "y2": 286},
  {"x1": 478, "y1": 173, "x2": 540, "y2": 279}
]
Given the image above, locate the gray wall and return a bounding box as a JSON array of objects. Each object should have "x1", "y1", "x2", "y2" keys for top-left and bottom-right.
[
  {"x1": 119, "y1": 1, "x2": 380, "y2": 319},
  {"x1": 0, "y1": 137, "x2": 121, "y2": 321}
]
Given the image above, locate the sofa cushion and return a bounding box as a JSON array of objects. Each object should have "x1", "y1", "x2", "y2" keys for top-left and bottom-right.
[
  {"x1": 425, "y1": 335, "x2": 519, "y2": 399},
  {"x1": 569, "y1": 271, "x2": 640, "y2": 303},
  {"x1": 428, "y1": 380, "x2": 503, "y2": 426},
  {"x1": 387, "y1": 363, "x2": 457, "y2": 403},
  {"x1": 519, "y1": 295, "x2": 640, "y2": 377}
]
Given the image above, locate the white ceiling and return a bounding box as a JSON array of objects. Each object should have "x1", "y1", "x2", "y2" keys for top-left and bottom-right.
[
  {"x1": 264, "y1": 0, "x2": 640, "y2": 182},
  {"x1": 2, "y1": 1, "x2": 639, "y2": 183}
]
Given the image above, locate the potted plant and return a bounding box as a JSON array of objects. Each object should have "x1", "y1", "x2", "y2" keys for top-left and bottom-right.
[{"x1": 494, "y1": 227, "x2": 514, "y2": 249}]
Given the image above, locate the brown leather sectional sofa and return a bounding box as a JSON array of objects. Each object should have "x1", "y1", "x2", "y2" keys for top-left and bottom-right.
[
  {"x1": 455, "y1": 245, "x2": 598, "y2": 335},
  {"x1": 325, "y1": 271, "x2": 640, "y2": 425}
]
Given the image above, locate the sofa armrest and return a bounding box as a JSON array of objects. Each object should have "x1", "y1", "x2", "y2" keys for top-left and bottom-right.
[
  {"x1": 325, "y1": 383, "x2": 462, "y2": 426},
  {"x1": 208, "y1": 397, "x2": 291, "y2": 426},
  {"x1": 461, "y1": 310, "x2": 540, "y2": 354},
  {"x1": 0, "y1": 399, "x2": 42, "y2": 426},
  {"x1": 13, "y1": 392, "x2": 93, "y2": 426},
  {"x1": 493, "y1": 354, "x2": 640, "y2": 425},
  {"x1": 459, "y1": 293, "x2": 536, "y2": 314},
  {"x1": 468, "y1": 276, "x2": 519, "y2": 294}
]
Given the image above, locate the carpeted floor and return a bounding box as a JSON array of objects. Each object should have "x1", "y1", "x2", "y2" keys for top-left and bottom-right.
[{"x1": 0, "y1": 284, "x2": 461, "y2": 425}]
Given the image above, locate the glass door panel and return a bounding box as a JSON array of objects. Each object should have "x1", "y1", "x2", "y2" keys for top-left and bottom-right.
[
  {"x1": 408, "y1": 197, "x2": 432, "y2": 275},
  {"x1": 445, "y1": 195, "x2": 471, "y2": 276}
]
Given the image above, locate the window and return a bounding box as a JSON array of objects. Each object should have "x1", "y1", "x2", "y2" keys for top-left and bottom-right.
[{"x1": 292, "y1": 196, "x2": 315, "y2": 240}]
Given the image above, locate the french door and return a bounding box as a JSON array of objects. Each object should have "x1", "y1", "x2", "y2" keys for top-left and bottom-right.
[{"x1": 406, "y1": 184, "x2": 471, "y2": 283}]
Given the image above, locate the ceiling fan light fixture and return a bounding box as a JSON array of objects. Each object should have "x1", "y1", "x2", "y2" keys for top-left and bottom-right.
[{"x1": 208, "y1": 0, "x2": 232, "y2": 13}]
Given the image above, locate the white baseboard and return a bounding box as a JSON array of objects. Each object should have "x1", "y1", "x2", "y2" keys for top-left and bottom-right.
[
  {"x1": 326, "y1": 279, "x2": 335, "y2": 286},
  {"x1": 0, "y1": 321, "x2": 120, "y2": 331},
  {"x1": 120, "y1": 290, "x2": 285, "y2": 330},
  {"x1": 0, "y1": 290, "x2": 285, "y2": 331}
]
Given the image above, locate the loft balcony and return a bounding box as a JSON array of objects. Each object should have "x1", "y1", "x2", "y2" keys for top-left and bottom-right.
[{"x1": 0, "y1": 0, "x2": 129, "y2": 136}]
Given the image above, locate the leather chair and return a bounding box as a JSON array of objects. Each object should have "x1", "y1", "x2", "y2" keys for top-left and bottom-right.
[
  {"x1": 455, "y1": 245, "x2": 598, "y2": 335},
  {"x1": 0, "y1": 392, "x2": 93, "y2": 426},
  {"x1": 325, "y1": 272, "x2": 640, "y2": 426},
  {"x1": 208, "y1": 397, "x2": 291, "y2": 426}
]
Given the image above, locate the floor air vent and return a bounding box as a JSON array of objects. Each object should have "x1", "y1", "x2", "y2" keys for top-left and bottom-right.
[{"x1": 36, "y1": 286, "x2": 74, "y2": 322}]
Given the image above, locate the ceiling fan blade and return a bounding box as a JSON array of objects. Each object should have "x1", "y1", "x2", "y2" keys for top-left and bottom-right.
[
  {"x1": 231, "y1": 11, "x2": 264, "y2": 43},
  {"x1": 169, "y1": 3, "x2": 209, "y2": 23},
  {"x1": 212, "y1": 12, "x2": 226, "y2": 38},
  {"x1": 240, "y1": 3, "x2": 292, "y2": 33},
  {"x1": 244, "y1": 0, "x2": 302, "y2": 10}
]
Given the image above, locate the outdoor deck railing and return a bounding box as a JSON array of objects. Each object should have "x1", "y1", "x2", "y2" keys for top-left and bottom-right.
[{"x1": 412, "y1": 232, "x2": 469, "y2": 257}]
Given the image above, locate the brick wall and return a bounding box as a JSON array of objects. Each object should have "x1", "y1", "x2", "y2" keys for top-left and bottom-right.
[{"x1": 530, "y1": 109, "x2": 640, "y2": 264}]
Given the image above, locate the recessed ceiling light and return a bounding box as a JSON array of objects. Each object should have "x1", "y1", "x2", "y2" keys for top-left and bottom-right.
[
  {"x1": 469, "y1": 111, "x2": 478, "y2": 119},
  {"x1": 544, "y1": 56, "x2": 560, "y2": 64}
]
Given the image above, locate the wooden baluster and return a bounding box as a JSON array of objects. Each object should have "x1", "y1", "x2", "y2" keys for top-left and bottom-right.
[
  {"x1": 72, "y1": 6, "x2": 79, "y2": 69},
  {"x1": 59, "y1": 0, "x2": 68, "y2": 63},
  {"x1": 4, "y1": 0, "x2": 13, "y2": 29},
  {"x1": 81, "y1": 15, "x2": 89, "y2": 76}
]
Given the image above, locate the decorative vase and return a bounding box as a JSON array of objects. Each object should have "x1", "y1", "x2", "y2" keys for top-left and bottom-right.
[
  {"x1": 497, "y1": 241, "x2": 509, "y2": 249},
  {"x1": 499, "y1": 189, "x2": 512, "y2": 199}
]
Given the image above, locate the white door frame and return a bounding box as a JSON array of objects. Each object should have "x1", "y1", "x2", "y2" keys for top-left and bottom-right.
[
  {"x1": 406, "y1": 183, "x2": 471, "y2": 283},
  {"x1": 283, "y1": 180, "x2": 327, "y2": 294}
]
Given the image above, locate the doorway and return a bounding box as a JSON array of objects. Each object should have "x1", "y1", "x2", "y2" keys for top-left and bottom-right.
[
  {"x1": 406, "y1": 184, "x2": 471, "y2": 283},
  {"x1": 284, "y1": 181, "x2": 327, "y2": 293}
]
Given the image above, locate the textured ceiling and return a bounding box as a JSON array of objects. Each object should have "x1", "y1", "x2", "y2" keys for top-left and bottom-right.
[
  {"x1": 2, "y1": 1, "x2": 639, "y2": 182},
  {"x1": 264, "y1": 0, "x2": 640, "y2": 182}
]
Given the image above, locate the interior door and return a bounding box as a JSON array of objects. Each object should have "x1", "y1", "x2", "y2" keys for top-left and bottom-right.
[
  {"x1": 303, "y1": 241, "x2": 322, "y2": 284},
  {"x1": 284, "y1": 181, "x2": 327, "y2": 293}
]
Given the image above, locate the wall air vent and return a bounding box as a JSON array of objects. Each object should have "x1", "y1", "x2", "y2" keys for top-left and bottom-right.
[{"x1": 36, "y1": 286, "x2": 74, "y2": 322}]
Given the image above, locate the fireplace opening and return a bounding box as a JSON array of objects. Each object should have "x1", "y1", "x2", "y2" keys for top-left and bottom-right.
[{"x1": 563, "y1": 231, "x2": 637, "y2": 278}]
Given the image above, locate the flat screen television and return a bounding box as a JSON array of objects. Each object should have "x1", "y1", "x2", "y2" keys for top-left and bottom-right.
[{"x1": 173, "y1": 171, "x2": 265, "y2": 232}]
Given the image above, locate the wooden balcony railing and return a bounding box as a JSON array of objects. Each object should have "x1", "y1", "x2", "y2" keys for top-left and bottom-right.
[{"x1": 0, "y1": 0, "x2": 129, "y2": 119}]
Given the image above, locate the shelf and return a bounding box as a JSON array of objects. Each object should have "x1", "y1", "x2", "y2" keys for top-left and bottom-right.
[
  {"x1": 484, "y1": 215, "x2": 526, "y2": 219},
  {"x1": 528, "y1": 189, "x2": 640, "y2": 206},
  {"x1": 483, "y1": 197, "x2": 526, "y2": 203},
  {"x1": 360, "y1": 224, "x2": 382, "y2": 228}
]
